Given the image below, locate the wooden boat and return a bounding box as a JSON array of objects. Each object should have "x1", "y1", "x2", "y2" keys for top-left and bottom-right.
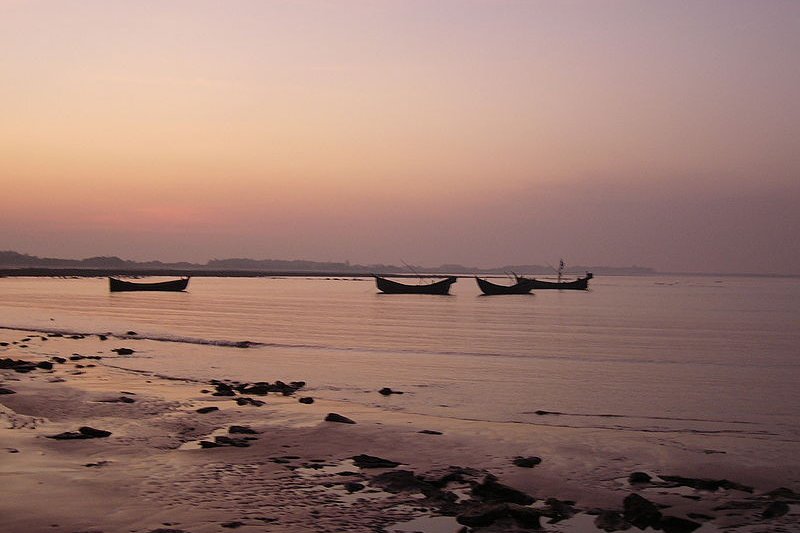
[
  {"x1": 475, "y1": 277, "x2": 535, "y2": 295},
  {"x1": 374, "y1": 275, "x2": 456, "y2": 295},
  {"x1": 109, "y1": 277, "x2": 190, "y2": 292},
  {"x1": 515, "y1": 272, "x2": 593, "y2": 290}
]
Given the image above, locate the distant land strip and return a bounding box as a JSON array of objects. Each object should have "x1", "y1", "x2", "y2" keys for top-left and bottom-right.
[{"x1": 0, "y1": 250, "x2": 653, "y2": 277}]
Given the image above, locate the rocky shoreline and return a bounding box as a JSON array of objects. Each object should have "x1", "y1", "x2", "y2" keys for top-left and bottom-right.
[{"x1": 2, "y1": 330, "x2": 798, "y2": 532}]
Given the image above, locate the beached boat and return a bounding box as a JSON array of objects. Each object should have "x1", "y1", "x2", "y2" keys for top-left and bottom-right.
[
  {"x1": 475, "y1": 277, "x2": 535, "y2": 295},
  {"x1": 515, "y1": 273, "x2": 593, "y2": 290},
  {"x1": 109, "y1": 277, "x2": 190, "y2": 292},
  {"x1": 374, "y1": 275, "x2": 457, "y2": 295}
]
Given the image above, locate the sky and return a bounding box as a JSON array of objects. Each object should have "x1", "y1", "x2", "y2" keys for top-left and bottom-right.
[{"x1": 1, "y1": 0, "x2": 798, "y2": 274}]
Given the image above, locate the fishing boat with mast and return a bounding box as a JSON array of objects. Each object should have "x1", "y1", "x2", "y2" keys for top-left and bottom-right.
[
  {"x1": 516, "y1": 260, "x2": 593, "y2": 290},
  {"x1": 374, "y1": 275, "x2": 457, "y2": 295},
  {"x1": 475, "y1": 276, "x2": 535, "y2": 295},
  {"x1": 374, "y1": 261, "x2": 457, "y2": 295}
]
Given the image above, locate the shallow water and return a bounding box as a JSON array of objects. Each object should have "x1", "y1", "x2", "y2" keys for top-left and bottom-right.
[{"x1": 1, "y1": 275, "x2": 798, "y2": 442}]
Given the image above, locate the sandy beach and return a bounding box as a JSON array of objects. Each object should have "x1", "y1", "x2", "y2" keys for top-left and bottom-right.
[{"x1": 1, "y1": 330, "x2": 798, "y2": 533}]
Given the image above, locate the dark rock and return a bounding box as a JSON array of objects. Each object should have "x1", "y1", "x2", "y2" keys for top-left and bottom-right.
[
  {"x1": 69, "y1": 355, "x2": 85, "y2": 360},
  {"x1": 196, "y1": 406, "x2": 219, "y2": 414},
  {"x1": 0, "y1": 342, "x2": 9, "y2": 346},
  {"x1": 344, "y1": 482, "x2": 365, "y2": 493},
  {"x1": 472, "y1": 475, "x2": 535, "y2": 505},
  {"x1": 325, "y1": 413, "x2": 355, "y2": 424},
  {"x1": 79, "y1": 426, "x2": 112, "y2": 438},
  {"x1": 543, "y1": 498, "x2": 576, "y2": 522},
  {"x1": 69, "y1": 335, "x2": 84, "y2": 339},
  {"x1": 417, "y1": 466, "x2": 483, "y2": 487},
  {"x1": 47, "y1": 333, "x2": 63, "y2": 338},
  {"x1": 418, "y1": 429, "x2": 442, "y2": 435},
  {"x1": 660, "y1": 516, "x2": 702, "y2": 533},
  {"x1": 229, "y1": 425, "x2": 258, "y2": 434},
  {"x1": 660, "y1": 475, "x2": 753, "y2": 492},
  {"x1": 298, "y1": 397, "x2": 314, "y2": 404},
  {"x1": 36, "y1": 361, "x2": 54, "y2": 370},
  {"x1": 762, "y1": 501, "x2": 790, "y2": 519},
  {"x1": 765, "y1": 487, "x2": 800, "y2": 501},
  {"x1": 534, "y1": 410, "x2": 557, "y2": 415},
  {"x1": 214, "y1": 436, "x2": 250, "y2": 447},
  {"x1": 112, "y1": 348, "x2": 135, "y2": 355},
  {"x1": 629, "y1": 471, "x2": 652, "y2": 484},
  {"x1": 212, "y1": 383, "x2": 236, "y2": 396},
  {"x1": 594, "y1": 510, "x2": 629, "y2": 532},
  {"x1": 623, "y1": 493, "x2": 662, "y2": 530},
  {"x1": 239, "y1": 383, "x2": 270, "y2": 395},
  {"x1": 352, "y1": 454, "x2": 401, "y2": 469},
  {"x1": 48, "y1": 426, "x2": 111, "y2": 440},
  {"x1": 235, "y1": 397, "x2": 265, "y2": 406},
  {"x1": 221, "y1": 521, "x2": 244, "y2": 529},
  {"x1": 97, "y1": 396, "x2": 135, "y2": 403},
  {"x1": 98, "y1": 335, "x2": 108, "y2": 341},
  {"x1": 378, "y1": 387, "x2": 404, "y2": 395},
  {"x1": 126, "y1": 331, "x2": 138, "y2": 336},
  {"x1": 507, "y1": 503, "x2": 543, "y2": 528},
  {"x1": 370, "y1": 470, "x2": 438, "y2": 495},
  {"x1": 512, "y1": 456, "x2": 542, "y2": 468},
  {"x1": 0, "y1": 387, "x2": 16, "y2": 394},
  {"x1": 147, "y1": 529, "x2": 188, "y2": 533},
  {"x1": 51, "y1": 356, "x2": 67, "y2": 364},
  {"x1": 200, "y1": 441, "x2": 222, "y2": 448},
  {"x1": 456, "y1": 503, "x2": 510, "y2": 527}
]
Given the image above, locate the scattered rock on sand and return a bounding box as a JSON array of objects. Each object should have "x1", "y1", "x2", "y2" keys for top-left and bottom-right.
[
  {"x1": 472, "y1": 474, "x2": 535, "y2": 505},
  {"x1": 235, "y1": 397, "x2": 265, "y2": 406},
  {"x1": 418, "y1": 429, "x2": 442, "y2": 435},
  {"x1": 594, "y1": 510, "x2": 629, "y2": 531},
  {"x1": 0, "y1": 387, "x2": 16, "y2": 394},
  {"x1": 352, "y1": 454, "x2": 401, "y2": 468},
  {"x1": 48, "y1": 426, "x2": 112, "y2": 440},
  {"x1": 623, "y1": 493, "x2": 662, "y2": 530},
  {"x1": 196, "y1": 406, "x2": 219, "y2": 414},
  {"x1": 112, "y1": 348, "x2": 135, "y2": 355},
  {"x1": 298, "y1": 397, "x2": 314, "y2": 404},
  {"x1": 378, "y1": 387, "x2": 404, "y2": 395},
  {"x1": 762, "y1": 501, "x2": 790, "y2": 519},
  {"x1": 344, "y1": 482, "x2": 365, "y2": 492},
  {"x1": 325, "y1": 413, "x2": 356, "y2": 424},
  {"x1": 512, "y1": 456, "x2": 542, "y2": 468},
  {"x1": 659, "y1": 515, "x2": 702, "y2": 533},
  {"x1": 660, "y1": 475, "x2": 753, "y2": 492},
  {"x1": 629, "y1": 471, "x2": 652, "y2": 484},
  {"x1": 229, "y1": 425, "x2": 258, "y2": 434}
]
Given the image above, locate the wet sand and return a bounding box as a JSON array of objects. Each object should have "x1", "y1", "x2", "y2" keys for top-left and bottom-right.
[{"x1": 2, "y1": 331, "x2": 798, "y2": 532}]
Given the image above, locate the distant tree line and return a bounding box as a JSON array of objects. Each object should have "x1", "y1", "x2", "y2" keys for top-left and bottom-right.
[{"x1": 0, "y1": 250, "x2": 655, "y2": 275}]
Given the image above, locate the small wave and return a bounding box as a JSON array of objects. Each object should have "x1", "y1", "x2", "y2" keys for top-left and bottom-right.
[{"x1": 0, "y1": 324, "x2": 263, "y2": 349}]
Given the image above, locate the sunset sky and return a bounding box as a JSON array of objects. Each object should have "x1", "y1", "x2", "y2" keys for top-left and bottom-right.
[{"x1": 2, "y1": 1, "x2": 798, "y2": 274}]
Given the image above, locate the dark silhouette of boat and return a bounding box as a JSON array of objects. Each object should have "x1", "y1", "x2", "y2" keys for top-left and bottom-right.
[
  {"x1": 475, "y1": 277, "x2": 535, "y2": 295},
  {"x1": 515, "y1": 273, "x2": 593, "y2": 290},
  {"x1": 109, "y1": 277, "x2": 190, "y2": 292},
  {"x1": 374, "y1": 275, "x2": 456, "y2": 295}
]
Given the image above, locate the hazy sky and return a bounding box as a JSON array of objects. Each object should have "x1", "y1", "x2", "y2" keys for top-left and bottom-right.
[{"x1": 2, "y1": 1, "x2": 798, "y2": 273}]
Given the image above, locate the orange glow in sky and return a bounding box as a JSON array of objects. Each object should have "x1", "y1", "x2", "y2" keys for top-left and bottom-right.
[{"x1": 2, "y1": 1, "x2": 799, "y2": 273}]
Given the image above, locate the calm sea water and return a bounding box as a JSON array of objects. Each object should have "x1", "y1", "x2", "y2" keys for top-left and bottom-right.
[{"x1": 1, "y1": 275, "x2": 798, "y2": 441}]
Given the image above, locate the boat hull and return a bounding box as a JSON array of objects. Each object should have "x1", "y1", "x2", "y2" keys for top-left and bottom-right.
[
  {"x1": 516, "y1": 273, "x2": 592, "y2": 290},
  {"x1": 375, "y1": 276, "x2": 456, "y2": 295},
  {"x1": 109, "y1": 277, "x2": 190, "y2": 292},
  {"x1": 475, "y1": 277, "x2": 534, "y2": 295}
]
